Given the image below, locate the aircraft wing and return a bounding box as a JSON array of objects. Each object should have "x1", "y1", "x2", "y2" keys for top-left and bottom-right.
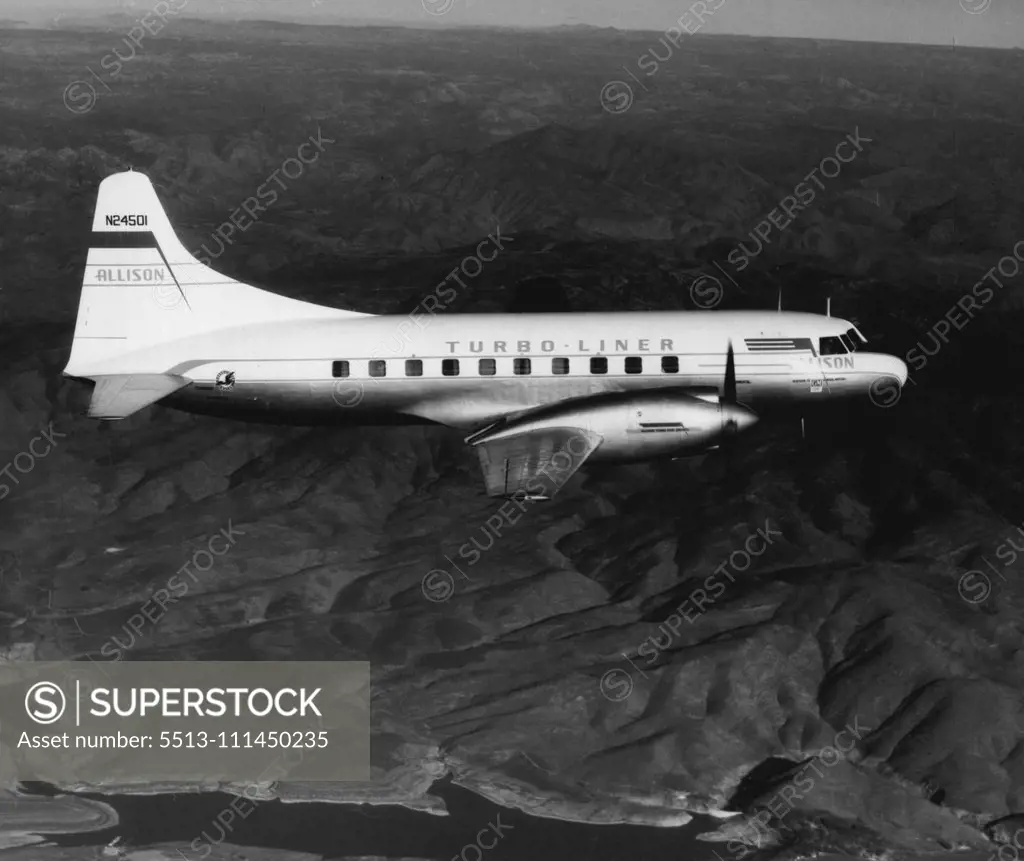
[{"x1": 468, "y1": 425, "x2": 603, "y2": 499}]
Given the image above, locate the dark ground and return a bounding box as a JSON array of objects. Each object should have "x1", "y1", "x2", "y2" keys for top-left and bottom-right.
[{"x1": 1, "y1": 16, "x2": 1024, "y2": 861}]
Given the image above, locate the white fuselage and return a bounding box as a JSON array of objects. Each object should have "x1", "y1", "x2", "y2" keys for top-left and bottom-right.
[{"x1": 133, "y1": 309, "x2": 909, "y2": 429}]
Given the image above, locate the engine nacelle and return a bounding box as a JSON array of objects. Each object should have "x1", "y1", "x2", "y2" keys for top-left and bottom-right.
[{"x1": 468, "y1": 391, "x2": 758, "y2": 463}]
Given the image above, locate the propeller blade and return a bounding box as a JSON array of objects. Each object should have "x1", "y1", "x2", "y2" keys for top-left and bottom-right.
[
  {"x1": 724, "y1": 339, "x2": 737, "y2": 405},
  {"x1": 702, "y1": 340, "x2": 756, "y2": 484}
]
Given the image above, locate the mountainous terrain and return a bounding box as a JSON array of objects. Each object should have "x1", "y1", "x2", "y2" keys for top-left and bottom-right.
[{"x1": 1, "y1": 17, "x2": 1024, "y2": 861}]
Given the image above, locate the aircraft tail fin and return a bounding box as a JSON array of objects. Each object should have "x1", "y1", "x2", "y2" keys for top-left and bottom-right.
[{"x1": 65, "y1": 170, "x2": 369, "y2": 380}]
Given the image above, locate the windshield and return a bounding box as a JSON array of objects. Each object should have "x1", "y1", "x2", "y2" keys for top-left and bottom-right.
[{"x1": 839, "y1": 333, "x2": 855, "y2": 353}]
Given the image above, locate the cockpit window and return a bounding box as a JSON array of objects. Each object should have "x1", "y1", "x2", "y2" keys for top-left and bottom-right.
[
  {"x1": 839, "y1": 334, "x2": 854, "y2": 353},
  {"x1": 819, "y1": 336, "x2": 847, "y2": 355},
  {"x1": 845, "y1": 328, "x2": 863, "y2": 351}
]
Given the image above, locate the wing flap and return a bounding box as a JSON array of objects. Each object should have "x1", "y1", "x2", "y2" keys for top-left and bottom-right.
[
  {"x1": 472, "y1": 427, "x2": 602, "y2": 498},
  {"x1": 88, "y1": 374, "x2": 188, "y2": 420}
]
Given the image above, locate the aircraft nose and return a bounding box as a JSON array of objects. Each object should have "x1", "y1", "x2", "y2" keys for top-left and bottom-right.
[
  {"x1": 880, "y1": 354, "x2": 908, "y2": 387},
  {"x1": 866, "y1": 354, "x2": 908, "y2": 408}
]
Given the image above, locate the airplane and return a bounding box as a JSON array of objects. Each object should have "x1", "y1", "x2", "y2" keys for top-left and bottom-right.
[{"x1": 63, "y1": 171, "x2": 908, "y2": 499}]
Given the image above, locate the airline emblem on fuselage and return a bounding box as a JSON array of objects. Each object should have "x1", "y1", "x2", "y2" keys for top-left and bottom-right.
[{"x1": 215, "y1": 371, "x2": 235, "y2": 391}]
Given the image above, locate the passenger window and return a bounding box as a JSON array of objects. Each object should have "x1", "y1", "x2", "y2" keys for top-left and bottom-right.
[
  {"x1": 405, "y1": 359, "x2": 422, "y2": 377},
  {"x1": 624, "y1": 356, "x2": 643, "y2": 374},
  {"x1": 552, "y1": 358, "x2": 569, "y2": 375},
  {"x1": 513, "y1": 358, "x2": 531, "y2": 375},
  {"x1": 369, "y1": 360, "x2": 386, "y2": 377},
  {"x1": 442, "y1": 359, "x2": 460, "y2": 377},
  {"x1": 479, "y1": 358, "x2": 496, "y2": 376},
  {"x1": 332, "y1": 360, "x2": 349, "y2": 378},
  {"x1": 819, "y1": 336, "x2": 845, "y2": 355},
  {"x1": 661, "y1": 356, "x2": 679, "y2": 374},
  {"x1": 590, "y1": 357, "x2": 607, "y2": 375}
]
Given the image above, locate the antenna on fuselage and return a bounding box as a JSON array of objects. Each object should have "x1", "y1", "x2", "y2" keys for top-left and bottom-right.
[
  {"x1": 826, "y1": 297, "x2": 831, "y2": 317},
  {"x1": 777, "y1": 289, "x2": 782, "y2": 312}
]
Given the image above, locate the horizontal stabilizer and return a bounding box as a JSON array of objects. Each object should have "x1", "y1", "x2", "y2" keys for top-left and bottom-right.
[{"x1": 88, "y1": 374, "x2": 188, "y2": 420}]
